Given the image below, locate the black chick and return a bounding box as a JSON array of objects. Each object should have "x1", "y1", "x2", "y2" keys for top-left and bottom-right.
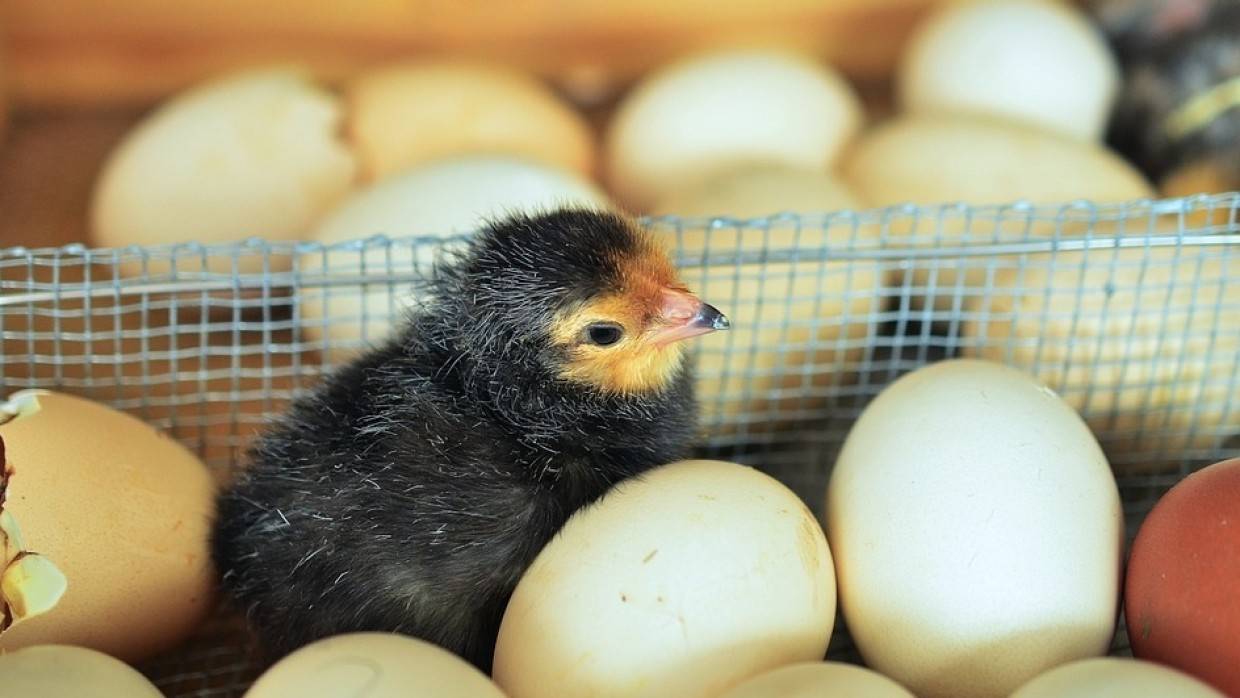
[{"x1": 211, "y1": 209, "x2": 729, "y2": 672}]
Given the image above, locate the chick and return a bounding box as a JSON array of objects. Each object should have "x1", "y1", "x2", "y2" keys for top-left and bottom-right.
[{"x1": 211, "y1": 209, "x2": 728, "y2": 671}]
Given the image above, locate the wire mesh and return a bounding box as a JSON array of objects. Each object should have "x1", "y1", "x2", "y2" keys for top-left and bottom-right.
[{"x1": 1, "y1": 194, "x2": 1237, "y2": 696}]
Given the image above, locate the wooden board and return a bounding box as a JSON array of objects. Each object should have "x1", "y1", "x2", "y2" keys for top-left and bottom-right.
[{"x1": 0, "y1": 0, "x2": 937, "y2": 108}]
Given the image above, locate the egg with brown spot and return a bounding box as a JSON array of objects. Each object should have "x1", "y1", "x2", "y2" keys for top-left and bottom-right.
[{"x1": 494, "y1": 459, "x2": 836, "y2": 698}]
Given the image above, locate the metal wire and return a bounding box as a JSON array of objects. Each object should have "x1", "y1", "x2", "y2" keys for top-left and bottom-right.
[{"x1": 2, "y1": 194, "x2": 1238, "y2": 696}]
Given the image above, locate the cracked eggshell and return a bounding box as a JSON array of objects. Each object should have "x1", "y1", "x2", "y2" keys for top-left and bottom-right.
[
  {"x1": 0, "y1": 645, "x2": 164, "y2": 697},
  {"x1": 90, "y1": 65, "x2": 356, "y2": 275},
  {"x1": 493, "y1": 459, "x2": 836, "y2": 698},
  {"x1": 244, "y1": 632, "x2": 506, "y2": 698},
  {"x1": 346, "y1": 60, "x2": 596, "y2": 182},
  {"x1": 0, "y1": 390, "x2": 216, "y2": 663},
  {"x1": 825, "y1": 359, "x2": 1124, "y2": 698}
]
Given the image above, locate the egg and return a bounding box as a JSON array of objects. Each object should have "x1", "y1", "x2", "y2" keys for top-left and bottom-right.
[
  {"x1": 243, "y1": 632, "x2": 506, "y2": 698},
  {"x1": 843, "y1": 113, "x2": 1152, "y2": 210},
  {"x1": 0, "y1": 390, "x2": 216, "y2": 663},
  {"x1": 346, "y1": 60, "x2": 596, "y2": 182},
  {"x1": 300, "y1": 156, "x2": 611, "y2": 362},
  {"x1": 652, "y1": 167, "x2": 882, "y2": 435},
  {"x1": 961, "y1": 245, "x2": 1239, "y2": 469},
  {"x1": 91, "y1": 65, "x2": 356, "y2": 275},
  {"x1": 605, "y1": 48, "x2": 862, "y2": 211},
  {"x1": 841, "y1": 113, "x2": 1153, "y2": 310},
  {"x1": 1124, "y1": 458, "x2": 1240, "y2": 696},
  {"x1": 493, "y1": 460, "x2": 836, "y2": 698},
  {"x1": 1010, "y1": 657, "x2": 1226, "y2": 698},
  {"x1": 0, "y1": 645, "x2": 165, "y2": 697},
  {"x1": 825, "y1": 359, "x2": 1124, "y2": 698},
  {"x1": 716, "y1": 661, "x2": 915, "y2": 698},
  {"x1": 899, "y1": 0, "x2": 1119, "y2": 141}
]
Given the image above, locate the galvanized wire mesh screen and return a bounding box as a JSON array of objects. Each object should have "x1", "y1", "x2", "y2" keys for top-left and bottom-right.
[{"x1": 2, "y1": 195, "x2": 1238, "y2": 696}]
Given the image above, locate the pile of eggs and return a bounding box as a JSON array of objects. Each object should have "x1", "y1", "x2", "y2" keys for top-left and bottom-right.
[
  {"x1": 3, "y1": 0, "x2": 1239, "y2": 696},
  {"x1": 3, "y1": 360, "x2": 1238, "y2": 696}
]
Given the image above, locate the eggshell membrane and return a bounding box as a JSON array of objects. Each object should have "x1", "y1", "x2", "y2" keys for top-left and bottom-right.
[
  {"x1": 0, "y1": 390, "x2": 216, "y2": 663},
  {"x1": 1124, "y1": 458, "x2": 1240, "y2": 695},
  {"x1": 1010, "y1": 657, "x2": 1226, "y2": 698},
  {"x1": 493, "y1": 460, "x2": 836, "y2": 698},
  {"x1": 243, "y1": 632, "x2": 506, "y2": 698},
  {"x1": 0, "y1": 645, "x2": 165, "y2": 697},
  {"x1": 346, "y1": 60, "x2": 597, "y2": 182},
  {"x1": 961, "y1": 247, "x2": 1240, "y2": 470},
  {"x1": 300, "y1": 156, "x2": 612, "y2": 362},
  {"x1": 606, "y1": 48, "x2": 862, "y2": 212},
  {"x1": 899, "y1": 0, "x2": 1119, "y2": 140},
  {"x1": 825, "y1": 359, "x2": 1124, "y2": 698},
  {"x1": 652, "y1": 167, "x2": 883, "y2": 436},
  {"x1": 716, "y1": 661, "x2": 915, "y2": 698},
  {"x1": 91, "y1": 65, "x2": 356, "y2": 276}
]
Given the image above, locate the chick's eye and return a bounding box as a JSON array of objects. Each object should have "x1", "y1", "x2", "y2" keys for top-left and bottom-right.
[{"x1": 585, "y1": 322, "x2": 624, "y2": 347}]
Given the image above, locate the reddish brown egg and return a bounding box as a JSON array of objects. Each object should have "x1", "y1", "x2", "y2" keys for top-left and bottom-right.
[{"x1": 1125, "y1": 457, "x2": 1240, "y2": 696}]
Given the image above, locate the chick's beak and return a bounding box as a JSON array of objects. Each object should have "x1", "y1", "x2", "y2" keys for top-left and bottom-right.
[{"x1": 649, "y1": 288, "x2": 730, "y2": 347}]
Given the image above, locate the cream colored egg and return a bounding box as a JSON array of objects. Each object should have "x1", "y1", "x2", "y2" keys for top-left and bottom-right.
[
  {"x1": 606, "y1": 49, "x2": 862, "y2": 212},
  {"x1": 717, "y1": 661, "x2": 915, "y2": 698},
  {"x1": 300, "y1": 156, "x2": 611, "y2": 362},
  {"x1": 842, "y1": 113, "x2": 1152, "y2": 310},
  {"x1": 1011, "y1": 657, "x2": 1226, "y2": 698},
  {"x1": 494, "y1": 460, "x2": 836, "y2": 698},
  {"x1": 0, "y1": 390, "x2": 216, "y2": 663},
  {"x1": 91, "y1": 65, "x2": 356, "y2": 276},
  {"x1": 960, "y1": 243, "x2": 1240, "y2": 470},
  {"x1": 652, "y1": 167, "x2": 882, "y2": 436},
  {"x1": 244, "y1": 632, "x2": 507, "y2": 698},
  {"x1": 825, "y1": 359, "x2": 1123, "y2": 698},
  {"x1": 346, "y1": 60, "x2": 596, "y2": 182},
  {"x1": 0, "y1": 645, "x2": 165, "y2": 697},
  {"x1": 899, "y1": 0, "x2": 1119, "y2": 140}
]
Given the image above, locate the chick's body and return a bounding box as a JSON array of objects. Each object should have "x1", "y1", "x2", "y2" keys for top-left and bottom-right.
[{"x1": 212, "y1": 210, "x2": 726, "y2": 671}]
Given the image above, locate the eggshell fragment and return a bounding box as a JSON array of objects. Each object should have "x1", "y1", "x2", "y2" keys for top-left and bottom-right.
[
  {"x1": 606, "y1": 48, "x2": 862, "y2": 211},
  {"x1": 493, "y1": 460, "x2": 836, "y2": 698},
  {"x1": 1125, "y1": 458, "x2": 1240, "y2": 695},
  {"x1": 826, "y1": 359, "x2": 1124, "y2": 698},
  {"x1": 0, "y1": 390, "x2": 216, "y2": 663},
  {"x1": 717, "y1": 661, "x2": 915, "y2": 698},
  {"x1": 1010, "y1": 657, "x2": 1226, "y2": 698},
  {"x1": 899, "y1": 0, "x2": 1119, "y2": 140},
  {"x1": 300, "y1": 156, "x2": 611, "y2": 361},
  {"x1": 0, "y1": 645, "x2": 165, "y2": 697},
  {"x1": 346, "y1": 61, "x2": 596, "y2": 181},
  {"x1": 652, "y1": 167, "x2": 882, "y2": 435},
  {"x1": 91, "y1": 65, "x2": 356, "y2": 275},
  {"x1": 243, "y1": 632, "x2": 507, "y2": 698}
]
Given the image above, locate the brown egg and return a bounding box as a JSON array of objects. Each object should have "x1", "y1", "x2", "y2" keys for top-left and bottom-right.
[
  {"x1": 244, "y1": 632, "x2": 507, "y2": 698},
  {"x1": 0, "y1": 390, "x2": 216, "y2": 663},
  {"x1": 346, "y1": 61, "x2": 596, "y2": 182},
  {"x1": 1125, "y1": 458, "x2": 1240, "y2": 696},
  {"x1": 0, "y1": 645, "x2": 165, "y2": 697}
]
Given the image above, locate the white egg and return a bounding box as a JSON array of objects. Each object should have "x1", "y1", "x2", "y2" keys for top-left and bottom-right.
[
  {"x1": 717, "y1": 661, "x2": 915, "y2": 698},
  {"x1": 493, "y1": 460, "x2": 836, "y2": 698},
  {"x1": 825, "y1": 359, "x2": 1123, "y2": 698},
  {"x1": 1011, "y1": 657, "x2": 1226, "y2": 698},
  {"x1": 91, "y1": 65, "x2": 356, "y2": 275},
  {"x1": 899, "y1": 0, "x2": 1119, "y2": 141},
  {"x1": 606, "y1": 48, "x2": 862, "y2": 211},
  {"x1": 651, "y1": 167, "x2": 883, "y2": 437},
  {"x1": 299, "y1": 156, "x2": 611, "y2": 361}
]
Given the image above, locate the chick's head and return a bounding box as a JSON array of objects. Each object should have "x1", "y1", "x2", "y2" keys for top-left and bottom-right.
[{"x1": 443, "y1": 209, "x2": 728, "y2": 396}]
